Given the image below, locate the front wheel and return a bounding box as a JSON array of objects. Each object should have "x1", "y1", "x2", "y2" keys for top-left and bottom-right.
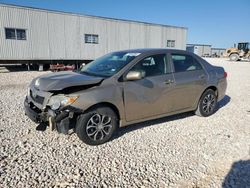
[
  {"x1": 76, "y1": 106, "x2": 118, "y2": 145},
  {"x1": 229, "y1": 53, "x2": 239, "y2": 61},
  {"x1": 195, "y1": 89, "x2": 217, "y2": 117}
]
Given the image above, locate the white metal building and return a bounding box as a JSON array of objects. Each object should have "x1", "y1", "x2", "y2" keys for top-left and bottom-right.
[
  {"x1": 186, "y1": 44, "x2": 212, "y2": 57},
  {"x1": 211, "y1": 48, "x2": 226, "y2": 57},
  {"x1": 0, "y1": 3, "x2": 187, "y2": 65}
]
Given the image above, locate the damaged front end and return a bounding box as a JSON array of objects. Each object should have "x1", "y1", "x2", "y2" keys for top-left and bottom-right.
[
  {"x1": 24, "y1": 85, "x2": 86, "y2": 135},
  {"x1": 47, "y1": 95, "x2": 85, "y2": 134},
  {"x1": 24, "y1": 71, "x2": 104, "y2": 134},
  {"x1": 24, "y1": 94, "x2": 82, "y2": 134}
]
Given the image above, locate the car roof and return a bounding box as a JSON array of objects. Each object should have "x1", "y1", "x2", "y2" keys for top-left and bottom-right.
[
  {"x1": 114, "y1": 48, "x2": 190, "y2": 54},
  {"x1": 113, "y1": 48, "x2": 214, "y2": 71}
]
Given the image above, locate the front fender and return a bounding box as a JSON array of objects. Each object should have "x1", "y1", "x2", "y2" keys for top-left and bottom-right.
[{"x1": 70, "y1": 82, "x2": 125, "y2": 122}]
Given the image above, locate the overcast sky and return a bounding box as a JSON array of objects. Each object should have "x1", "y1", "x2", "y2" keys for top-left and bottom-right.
[{"x1": 0, "y1": 0, "x2": 249, "y2": 48}]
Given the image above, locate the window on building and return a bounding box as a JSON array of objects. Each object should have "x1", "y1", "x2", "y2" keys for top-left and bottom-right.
[
  {"x1": 171, "y1": 54, "x2": 202, "y2": 72},
  {"x1": 5, "y1": 28, "x2": 16, "y2": 39},
  {"x1": 5, "y1": 28, "x2": 27, "y2": 40},
  {"x1": 85, "y1": 34, "x2": 99, "y2": 44},
  {"x1": 16, "y1": 29, "x2": 26, "y2": 40},
  {"x1": 167, "y1": 40, "x2": 175, "y2": 48}
]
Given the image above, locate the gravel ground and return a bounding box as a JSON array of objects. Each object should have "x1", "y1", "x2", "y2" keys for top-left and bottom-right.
[{"x1": 0, "y1": 59, "x2": 250, "y2": 188}]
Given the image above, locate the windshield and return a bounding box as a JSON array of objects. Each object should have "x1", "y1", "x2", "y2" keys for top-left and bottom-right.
[
  {"x1": 80, "y1": 52, "x2": 140, "y2": 77},
  {"x1": 238, "y1": 43, "x2": 249, "y2": 50}
]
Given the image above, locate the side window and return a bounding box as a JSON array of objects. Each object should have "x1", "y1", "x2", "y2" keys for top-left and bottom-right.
[
  {"x1": 171, "y1": 54, "x2": 202, "y2": 73},
  {"x1": 130, "y1": 54, "x2": 170, "y2": 77}
]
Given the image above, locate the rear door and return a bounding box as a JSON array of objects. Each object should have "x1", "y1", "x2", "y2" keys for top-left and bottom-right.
[{"x1": 170, "y1": 53, "x2": 207, "y2": 111}]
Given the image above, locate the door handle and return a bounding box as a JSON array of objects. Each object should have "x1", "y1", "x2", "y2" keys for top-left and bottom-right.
[
  {"x1": 199, "y1": 74, "x2": 205, "y2": 79},
  {"x1": 164, "y1": 80, "x2": 174, "y2": 84}
]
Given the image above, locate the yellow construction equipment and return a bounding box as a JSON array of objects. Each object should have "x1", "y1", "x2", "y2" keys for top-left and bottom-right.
[{"x1": 225, "y1": 42, "x2": 250, "y2": 61}]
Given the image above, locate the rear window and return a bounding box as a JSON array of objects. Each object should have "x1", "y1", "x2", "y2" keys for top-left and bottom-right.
[{"x1": 171, "y1": 54, "x2": 202, "y2": 72}]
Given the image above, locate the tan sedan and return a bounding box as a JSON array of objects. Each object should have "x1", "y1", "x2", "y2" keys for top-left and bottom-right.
[{"x1": 24, "y1": 49, "x2": 227, "y2": 145}]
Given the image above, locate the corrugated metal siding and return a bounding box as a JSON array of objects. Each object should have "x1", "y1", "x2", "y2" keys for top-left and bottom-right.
[
  {"x1": 211, "y1": 49, "x2": 225, "y2": 56},
  {"x1": 117, "y1": 21, "x2": 130, "y2": 51},
  {"x1": 190, "y1": 45, "x2": 211, "y2": 57},
  {"x1": 147, "y1": 25, "x2": 162, "y2": 48},
  {"x1": 194, "y1": 46, "x2": 202, "y2": 56},
  {"x1": 80, "y1": 17, "x2": 95, "y2": 59},
  {"x1": 129, "y1": 23, "x2": 146, "y2": 48},
  {"x1": 0, "y1": 6, "x2": 9, "y2": 59},
  {"x1": 29, "y1": 9, "x2": 50, "y2": 59},
  {"x1": 47, "y1": 12, "x2": 66, "y2": 59},
  {"x1": 64, "y1": 15, "x2": 81, "y2": 59},
  {"x1": 0, "y1": 6, "x2": 31, "y2": 59},
  {"x1": 176, "y1": 28, "x2": 186, "y2": 50},
  {"x1": 92, "y1": 18, "x2": 109, "y2": 58},
  {"x1": 202, "y1": 46, "x2": 212, "y2": 56},
  {"x1": 0, "y1": 4, "x2": 187, "y2": 60}
]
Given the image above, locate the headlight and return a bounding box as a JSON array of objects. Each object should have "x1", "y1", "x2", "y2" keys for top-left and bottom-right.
[
  {"x1": 35, "y1": 78, "x2": 40, "y2": 89},
  {"x1": 48, "y1": 95, "x2": 79, "y2": 110},
  {"x1": 27, "y1": 87, "x2": 30, "y2": 96}
]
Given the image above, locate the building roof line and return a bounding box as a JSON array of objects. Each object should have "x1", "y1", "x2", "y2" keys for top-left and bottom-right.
[
  {"x1": 187, "y1": 43, "x2": 212, "y2": 47},
  {"x1": 0, "y1": 3, "x2": 188, "y2": 30},
  {"x1": 211, "y1": 48, "x2": 226, "y2": 50}
]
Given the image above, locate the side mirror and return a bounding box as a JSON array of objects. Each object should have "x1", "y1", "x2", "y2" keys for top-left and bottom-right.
[{"x1": 126, "y1": 71, "x2": 143, "y2": 81}]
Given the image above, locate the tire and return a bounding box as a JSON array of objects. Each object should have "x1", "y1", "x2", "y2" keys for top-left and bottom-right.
[
  {"x1": 76, "y1": 106, "x2": 118, "y2": 145},
  {"x1": 195, "y1": 89, "x2": 217, "y2": 117},
  {"x1": 229, "y1": 53, "x2": 239, "y2": 61}
]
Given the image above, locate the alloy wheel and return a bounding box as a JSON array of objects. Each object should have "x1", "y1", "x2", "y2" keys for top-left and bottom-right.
[
  {"x1": 86, "y1": 113, "x2": 112, "y2": 141},
  {"x1": 202, "y1": 93, "x2": 216, "y2": 114}
]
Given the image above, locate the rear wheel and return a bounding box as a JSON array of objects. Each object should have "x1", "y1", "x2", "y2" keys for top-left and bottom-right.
[
  {"x1": 229, "y1": 53, "x2": 239, "y2": 61},
  {"x1": 76, "y1": 106, "x2": 118, "y2": 145},
  {"x1": 195, "y1": 89, "x2": 217, "y2": 117}
]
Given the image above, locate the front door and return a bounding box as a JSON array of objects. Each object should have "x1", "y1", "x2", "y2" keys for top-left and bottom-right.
[{"x1": 123, "y1": 54, "x2": 175, "y2": 122}]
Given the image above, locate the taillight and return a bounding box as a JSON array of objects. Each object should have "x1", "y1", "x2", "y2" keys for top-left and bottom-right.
[{"x1": 224, "y1": 72, "x2": 228, "y2": 78}]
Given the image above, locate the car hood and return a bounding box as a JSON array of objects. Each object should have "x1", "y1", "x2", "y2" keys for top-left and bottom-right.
[{"x1": 32, "y1": 71, "x2": 104, "y2": 91}]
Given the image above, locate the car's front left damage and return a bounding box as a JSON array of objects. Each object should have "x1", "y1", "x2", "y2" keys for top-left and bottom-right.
[{"x1": 24, "y1": 71, "x2": 104, "y2": 134}]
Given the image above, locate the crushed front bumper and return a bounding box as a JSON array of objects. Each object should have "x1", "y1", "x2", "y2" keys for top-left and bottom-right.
[
  {"x1": 24, "y1": 97, "x2": 82, "y2": 134},
  {"x1": 24, "y1": 97, "x2": 44, "y2": 123}
]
